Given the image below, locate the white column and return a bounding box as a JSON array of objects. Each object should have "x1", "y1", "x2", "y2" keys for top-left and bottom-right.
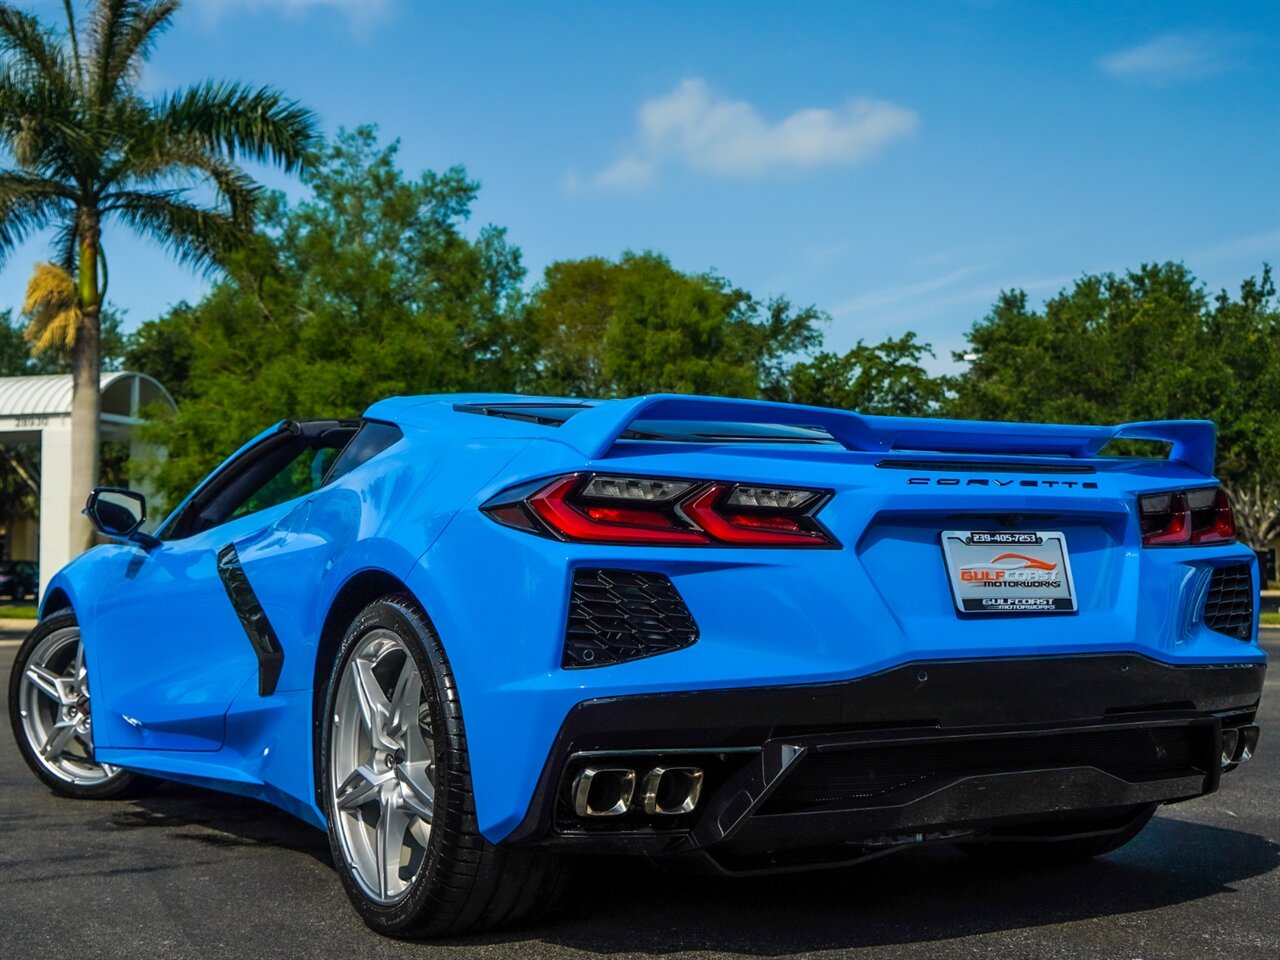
[{"x1": 38, "y1": 419, "x2": 75, "y2": 601}]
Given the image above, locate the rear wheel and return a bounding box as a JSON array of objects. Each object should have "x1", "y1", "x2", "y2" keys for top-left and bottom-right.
[
  {"x1": 958, "y1": 804, "x2": 1158, "y2": 865},
  {"x1": 8, "y1": 611, "x2": 139, "y2": 799},
  {"x1": 321, "y1": 595, "x2": 568, "y2": 937}
]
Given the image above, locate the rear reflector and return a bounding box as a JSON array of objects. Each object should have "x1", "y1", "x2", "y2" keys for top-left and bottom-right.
[
  {"x1": 483, "y1": 473, "x2": 836, "y2": 547},
  {"x1": 1139, "y1": 487, "x2": 1236, "y2": 546}
]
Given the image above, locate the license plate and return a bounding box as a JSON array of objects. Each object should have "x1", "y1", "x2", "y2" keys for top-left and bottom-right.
[{"x1": 940, "y1": 530, "x2": 1077, "y2": 614}]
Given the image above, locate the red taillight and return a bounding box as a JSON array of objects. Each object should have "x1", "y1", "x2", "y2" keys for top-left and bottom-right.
[
  {"x1": 1139, "y1": 487, "x2": 1236, "y2": 546},
  {"x1": 528, "y1": 475, "x2": 709, "y2": 545},
  {"x1": 485, "y1": 473, "x2": 835, "y2": 547},
  {"x1": 683, "y1": 484, "x2": 830, "y2": 546}
]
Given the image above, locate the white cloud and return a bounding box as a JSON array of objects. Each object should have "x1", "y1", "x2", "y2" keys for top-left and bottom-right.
[
  {"x1": 1097, "y1": 33, "x2": 1239, "y2": 85},
  {"x1": 591, "y1": 156, "x2": 657, "y2": 192},
  {"x1": 1189, "y1": 229, "x2": 1280, "y2": 266},
  {"x1": 831, "y1": 270, "x2": 1073, "y2": 338},
  {"x1": 587, "y1": 79, "x2": 918, "y2": 190},
  {"x1": 832, "y1": 266, "x2": 982, "y2": 318},
  {"x1": 192, "y1": 0, "x2": 393, "y2": 32}
]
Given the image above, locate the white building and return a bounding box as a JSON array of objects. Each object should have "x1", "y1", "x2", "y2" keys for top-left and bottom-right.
[{"x1": 0, "y1": 372, "x2": 176, "y2": 596}]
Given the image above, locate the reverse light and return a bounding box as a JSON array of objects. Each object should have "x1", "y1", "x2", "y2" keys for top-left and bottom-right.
[
  {"x1": 580, "y1": 475, "x2": 693, "y2": 501},
  {"x1": 482, "y1": 473, "x2": 835, "y2": 547},
  {"x1": 1139, "y1": 487, "x2": 1236, "y2": 546}
]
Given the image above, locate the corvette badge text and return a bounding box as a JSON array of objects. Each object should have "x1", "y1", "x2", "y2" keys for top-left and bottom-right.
[{"x1": 908, "y1": 477, "x2": 1100, "y2": 489}]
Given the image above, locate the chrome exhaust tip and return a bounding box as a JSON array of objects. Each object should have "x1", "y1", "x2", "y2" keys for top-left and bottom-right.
[
  {"x1": 1237, "y1": 724, "x2": 1260, "y2": 764},
  {"x1": 641, "y1": 766, "x2": 704, "y2": 816},
  {"x1": 1221, "y1": 728, "x2": 1241, "y2": 769},
  {"x1": 571, "y1": 767, "x2": 636, "y2": 817}
]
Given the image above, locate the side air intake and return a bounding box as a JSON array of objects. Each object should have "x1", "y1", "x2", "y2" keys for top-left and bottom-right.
[
  {"x1": 563, "y1": 569, "x2": 698, "y2": 669},
  {"x1": 1202, "y1": 564, "x2": 1254, "y2": 640}
]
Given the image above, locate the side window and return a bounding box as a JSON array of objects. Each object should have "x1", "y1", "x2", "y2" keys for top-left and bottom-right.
[
  {"x1": 161, "y1": 420, "x2": 360, "y2": 540},
  {"x1": 323, "y1": 421, "x2": 403, "y2": 486},
  {"x1": 226, "y1": 445, "x2": 338, "y2": 522}
]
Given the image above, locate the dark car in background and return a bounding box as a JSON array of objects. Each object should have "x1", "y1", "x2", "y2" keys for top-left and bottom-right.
[{"x1": 0, "y1": 561, "x2": 37, "y2": 601}]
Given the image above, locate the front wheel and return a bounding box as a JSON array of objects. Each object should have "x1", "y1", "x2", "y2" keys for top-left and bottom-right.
[
  {"x1": 321, "y1": 595, "x2": 568, "y2": 937},
  {"x1": 8, "y1": 611, "x2": 139, "y2": 799}
]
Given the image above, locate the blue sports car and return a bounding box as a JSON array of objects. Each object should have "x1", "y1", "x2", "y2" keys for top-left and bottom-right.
[{"x1": 8, "y1": 393, "x2": 1266, "y2": 936}]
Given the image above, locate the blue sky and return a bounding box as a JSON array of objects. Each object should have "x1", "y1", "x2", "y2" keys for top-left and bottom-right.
[{"x1": 2, "y1": 0, "x2": 1278, "y2": 372}]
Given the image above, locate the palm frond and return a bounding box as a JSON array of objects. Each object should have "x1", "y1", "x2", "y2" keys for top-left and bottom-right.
[
  {"x1": 0, "y1": 169, "x2": 77, "y2": 204},
  {"x1": 106, "y1": 190, "x2": 247, "y2": 274},
  {"x1": 0, "y1": 5, "x2": 74, "y2": 89},
  {"x1": 89, "y1": 0, "x2": 179, "y2": 105},
  {"x1": 52, "y1": 214, "x2": 79, "y2": 273},
  {"x1": 0, "y1": 10, "x2": 80, "y2": 171},
  {"x1": 87, "y1": 0, "x2": 127, "y2": 104},
  {"x1": 22, "y1": 261, "x2": 82, "y2": 355},
  {"x1": 61, "y1": 0, "x2": 84, "y2": 88},
  {"x1": 1, "y1": 0, "x2": 317, "y2": 297},
  {"x1": 153, "y1": 80, "x2": 320, "y2": 172},
  {"x1": 0, "y1": 180, "x2": 69, "y2": 264},
  {"x1": 112, "y1": 128, "x2": 265, "y2": 225},
  {"x1": 0, "y1": 60, "x2": 95, "y2": 175}
]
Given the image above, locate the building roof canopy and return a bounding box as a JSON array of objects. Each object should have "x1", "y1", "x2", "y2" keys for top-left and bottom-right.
[{"x1": 0, "y1": 372, "x2": 176, "y2": 421}]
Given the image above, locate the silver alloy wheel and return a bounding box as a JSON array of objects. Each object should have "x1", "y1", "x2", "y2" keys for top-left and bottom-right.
[
  {"x1": 329, "y1": 628, "x2": 437, "y2": 906},
  {"x1": 17, "y1": 625, "x2": 120, "y2": 785}
]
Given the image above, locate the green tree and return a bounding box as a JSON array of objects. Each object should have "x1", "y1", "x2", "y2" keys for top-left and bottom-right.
[
  {"x1": 1204, "y1": 271, "x2": 1280, "y2": 549},
  {"x1": 950, "y1": 263, "x2": 1280, "y2": 547},
  {"x1": 524, "y1": 251, "x2": 823, "y2": 399},
  {"x1": 121, "y1": 300, "x2": 194, "y2": 399},
  {"x1": 0, "y1": 0, "x2": 317, "y2": 549},
  {"x1": 0, "y1": 308, "x2": 40, "y2": 529},
  {"x1": 131, "y1": 127, "x2": 528, "y2": 502},
  {"x1": 785, "y1": 331, "x2": 945, "y2": 415},
  {"x1": 0, "y1": 307, "x2": 38, "y2": 376},
  {"x1": 2, "y1": 305, "x2": 124, "y2": 375}
]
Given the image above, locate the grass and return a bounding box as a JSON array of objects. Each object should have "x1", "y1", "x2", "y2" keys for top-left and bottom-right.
[
  {"x1": 0, "y1": 604, "x2": 37, "y2": 620},
  {"x1": 1261, "y1": 611, "x2": 1280, "y2": 627}
]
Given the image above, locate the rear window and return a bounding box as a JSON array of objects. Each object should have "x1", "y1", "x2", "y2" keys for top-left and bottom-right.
[
  {"x1": 456, "y1": 403, "x2": 836, "y2": 444},
  {"x1": 455, "y1": 403, "x2": 591, "y2": 426},
  {"x1": 622, "y1": 420, "x2": 835, "y2": 444},
  {"x1": 323, "y1": 421, "x2": 404, "y2": 484}
]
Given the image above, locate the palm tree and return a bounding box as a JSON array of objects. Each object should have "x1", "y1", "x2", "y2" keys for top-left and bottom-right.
[{"x1": 0, "y1": 0, "x2": 317, "y2": 551}]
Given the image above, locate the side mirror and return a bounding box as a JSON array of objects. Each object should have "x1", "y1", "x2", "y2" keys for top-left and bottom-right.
[{"x1": 84, "y1": 488, "x2": 157, "y2": 546}]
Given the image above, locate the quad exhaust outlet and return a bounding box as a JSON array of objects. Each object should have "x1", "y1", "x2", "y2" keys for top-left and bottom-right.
[
  {"x1": 1220, "y1": 724, "x2": 1260, "y2": 770},
  {"x1": 641, "y1": 766, "x2": 705, "y2": 816},
  {"x1": 572, "y1": 765, "x2": 704, "y2": 818}
]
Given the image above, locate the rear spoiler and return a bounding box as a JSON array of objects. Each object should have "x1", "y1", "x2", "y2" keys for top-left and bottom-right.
[{"x1": 555, "y1": 394, "x2": 1217, "y2": 476}]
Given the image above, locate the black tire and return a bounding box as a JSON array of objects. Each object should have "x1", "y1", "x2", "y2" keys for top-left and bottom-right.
[
  {"x1": 8, "y1": 611, "x2": 141, "y2": 800},
  {"x1": 958, "y1": 804, "x2": 1158, "y2": 865},
  {"x1": 321, "y1": 594, "x2": 569, "y2": 938}
]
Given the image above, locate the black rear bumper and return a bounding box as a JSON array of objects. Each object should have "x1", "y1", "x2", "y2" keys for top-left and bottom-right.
[{"x1": 503, "y1": 654, "x2": 1265, "y2": 872}]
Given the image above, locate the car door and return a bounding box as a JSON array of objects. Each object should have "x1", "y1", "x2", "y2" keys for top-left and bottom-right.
[{"x1": 89, "y1": 420, "x2": 357, "y2": 753}]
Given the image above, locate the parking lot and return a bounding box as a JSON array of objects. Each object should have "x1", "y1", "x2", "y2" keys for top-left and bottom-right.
[{"x1": 1, "y1": 624, "x2": 1277, "y2": 960}]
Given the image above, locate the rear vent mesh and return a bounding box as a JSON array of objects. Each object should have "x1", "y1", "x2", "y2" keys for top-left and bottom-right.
[
  {"x1": 564, "y1": 569, "x2": 698, "y2": 669},
  {"x1": 1202, "y1": 564, "x2": 1254, "y2": 640}
]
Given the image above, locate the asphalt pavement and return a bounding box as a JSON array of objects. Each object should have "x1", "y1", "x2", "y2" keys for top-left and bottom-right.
[{"x1": 1, "y1": 625, "x2": 1277, "y2": 960}]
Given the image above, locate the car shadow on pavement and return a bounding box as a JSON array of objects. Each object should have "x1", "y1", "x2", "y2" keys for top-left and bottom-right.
[
  {"x1": 92, "y1": 784, "x2": 1278, "y2": 954},
  {"x1": 478, "y1": 816, "x2": 1279, "y2": 955},
  {"x1": 106, "y1": 782, "x2": 333, "y2": 866}
]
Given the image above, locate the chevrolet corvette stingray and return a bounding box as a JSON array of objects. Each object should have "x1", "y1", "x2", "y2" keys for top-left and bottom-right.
[{"x1": 8, "y1": 393, "x2": 1266, "y2": 936}]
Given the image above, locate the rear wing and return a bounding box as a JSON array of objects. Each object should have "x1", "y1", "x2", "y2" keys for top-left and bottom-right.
[{"x1": 555, "y1": 394, "x2": 1217, "y2": 476}]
